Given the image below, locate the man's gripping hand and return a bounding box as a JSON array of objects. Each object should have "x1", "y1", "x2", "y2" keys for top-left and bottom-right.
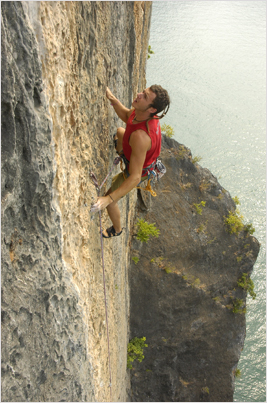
[
  {"x1": 106, "y1": 87, "x2": 131, "y2": 123},
  {"x1": 106, "y1": 87, "x2": 116, "y2": 104},
  {"x1": 90, "y1": 196, "x2": 111, "y2": 213}
]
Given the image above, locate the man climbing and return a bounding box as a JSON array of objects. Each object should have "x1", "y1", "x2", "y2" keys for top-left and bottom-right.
[{"x1": 91, "y1": 85, "x2": 170, "y2": 238}]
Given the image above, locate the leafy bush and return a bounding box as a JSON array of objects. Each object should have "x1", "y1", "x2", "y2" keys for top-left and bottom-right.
[
  {"x1": 161, "y1": 123, "x2": 174, "y2": 138},
  {"x1": 237, "y1": 273, "x2": 256, "y2": 299},
  {"x1": 224, "y1": 209, "x2": 255, "y2": 236},
  {"x1": 224, "y1": 210, "x2": 244, "y2": 234},
  {"x1": 127, "y1": 337, "x2": 148, "y2": 369},
  {"x1": 136, "y1": 219, "x2": 160, "y2": 243},
  {"x1": 231, "y1": 298, "x2": 246, "y2": 314}
]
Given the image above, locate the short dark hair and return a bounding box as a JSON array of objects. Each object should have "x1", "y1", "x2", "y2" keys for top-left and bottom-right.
[{"x1": 149, "y1": 85, "x2": 170, "y2": 119}]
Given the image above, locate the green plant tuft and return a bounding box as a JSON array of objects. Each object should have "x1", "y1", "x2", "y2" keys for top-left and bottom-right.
[
  {"x1": 192, "y1": 278, "x2": 200, "y2": 287},
  {"x1": 147, "y1": 45, "x2": 154, "y2": 59},
  {"x1": 234, "y1": 368, "x2": 241, "y2": 378},
  {"x1": 132, "y1": 256, "x2": 139, "y2": 265},
  {"x1": 136, "y1": 219, "x2": 160, "y2": 243},
  {"x1": 197, "y1": 223, "x2": 207, "y2": 233},
  {"x1": 161, "y1": 123, "x2": 174, "y2": 138},
  {"x1": 199, "y1": 181, "x2": 210, "y2": 192},
  {"x1": 193, "y1": 201, "x2": 206, "y2": 215},
  {"x1": 192, "y1": 155, "x2": 202, "y2": 164},
  {"x1": 224, "y1": 210, "x2": 244, "y2": 234},
  {"x1": 127, "y1": 337, "x2": 148, "y2": 369},
  {"x1": 244, "y1": 223, "x2": 255, "y2": 235},
  {"x1": 237, "y1": 273, "x2": 256, "y2": 299},
  {"x1": 201, "y1": 387, "x2": 210, "y2": 395},
  {"x1": 164, "y1": 267, "x2": 173, "y2": 274},
  {"x1": 176, "y1": 145, "x2": 188, "y2": 160},
  {"x1": 233, "y1": 196, "x2": 240, "y2": 205},
  {"x1": 231, "y1": 298, "x2": 246, "y2": 314},
  {"x1": 224, "y1": 209, "x2": 255, "y2": 236}
]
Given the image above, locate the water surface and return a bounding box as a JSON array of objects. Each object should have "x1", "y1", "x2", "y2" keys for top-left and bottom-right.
[{"x1": 147, "y1": 2, "x2": 266, "y2": 401}]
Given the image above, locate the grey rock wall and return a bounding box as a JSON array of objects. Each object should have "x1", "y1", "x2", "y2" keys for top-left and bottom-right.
[{"x1": 1, "y1": 2, "x2": 95, "y2": 401}]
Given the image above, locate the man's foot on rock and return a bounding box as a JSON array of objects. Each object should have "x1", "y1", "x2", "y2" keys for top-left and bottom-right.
[{"x1": 102, "y1": 225, "x2": 123, "y2": 238}]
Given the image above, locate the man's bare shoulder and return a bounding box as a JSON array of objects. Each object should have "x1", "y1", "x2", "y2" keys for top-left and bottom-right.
[{"x1": 129, "y1": 129, "x2": 151, "y2": 150}]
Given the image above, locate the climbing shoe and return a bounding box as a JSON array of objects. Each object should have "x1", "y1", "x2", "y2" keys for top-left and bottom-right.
[{"x1": 102, "y1": 226, "x2": 123, "y2": 238}]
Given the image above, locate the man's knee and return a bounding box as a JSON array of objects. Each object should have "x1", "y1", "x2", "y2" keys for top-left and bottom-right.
[{"x1": 117, "y1": 127, "x2": 125, "y2": 140}]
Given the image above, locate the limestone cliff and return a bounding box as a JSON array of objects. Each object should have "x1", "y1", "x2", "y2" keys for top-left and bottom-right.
[
  {"x1": 1, "y1": 1, "x2": 151, "y2": 401},
  {"x1": 1, "y1": 2, "x2": 259, "y2": 403}
]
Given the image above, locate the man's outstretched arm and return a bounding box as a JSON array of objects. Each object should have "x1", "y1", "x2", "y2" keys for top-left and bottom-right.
[
  {"x1": 106, "y1": 87, "x2": 133, "y2": 124},
  {"x1": 90, "y1": 130, "x2": 150, "y2": 212}
]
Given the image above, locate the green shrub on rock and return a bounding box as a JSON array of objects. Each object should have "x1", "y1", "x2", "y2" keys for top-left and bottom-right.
[
  {"x1": 231, "y1": 298, "x2": 246, "y2": 314},
  {"x1": 127, "y1": 337, "x2": 148, "y2": 369},
  {"x1": 136, "y1": 219, "x2": 160, "y2": 243},
  {"x1": 224, "y1": 210, "x2": 244, "y2": 234},
  {"x1": 237, "y1": 273, "x2": 256, "y2": 299},
  {"x1": 224, "y1": 208, "x2": 255, "y2": 236},
  {"x1": 193, "y1": 201, "x2": 206, "y2": 215},
  {"x1": 161, "y1": 123, "x2": 174, "y2": 138}
]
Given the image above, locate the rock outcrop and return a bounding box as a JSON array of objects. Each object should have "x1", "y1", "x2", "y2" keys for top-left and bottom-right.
[
  {"x1": 129, "y1": 136, "x2": 260, "y2": 401},
  {"x1": 1, "y1": 2, "x2": 259, "y2": 402}
]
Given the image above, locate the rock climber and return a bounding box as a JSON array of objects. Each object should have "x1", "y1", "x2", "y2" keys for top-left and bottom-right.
[{"x1": 90, "y1": 85, "x2": 170, "y2": 238}]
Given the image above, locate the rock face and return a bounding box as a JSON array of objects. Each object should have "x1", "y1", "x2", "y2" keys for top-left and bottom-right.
[
  {"x1": 1, "y1": 2, "x2": 151, "y2": 401},
  {"x1": 129, "y1": 136, "x2": 260, "y2": 402},
  {"x1": 1, "y1": 2, "x2": 259, "y2": 403}
]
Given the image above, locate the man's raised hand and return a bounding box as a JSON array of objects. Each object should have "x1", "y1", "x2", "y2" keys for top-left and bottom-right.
[{"x1": 106, "y1": 87, "x2": 115, "y2": 103}]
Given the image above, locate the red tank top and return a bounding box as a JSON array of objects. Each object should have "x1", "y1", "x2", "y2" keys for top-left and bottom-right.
[{"x1": 123, "y1": 110, "x2": 161, "y2": 177}]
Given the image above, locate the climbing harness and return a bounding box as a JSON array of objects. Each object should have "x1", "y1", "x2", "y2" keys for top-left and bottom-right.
[
  {"x1": 136, "y1": 159, "x2": 166, "y2": 197},
  {"x1": 121, "y1": 154, "x2": 167, "y2": 197},
  {"x1": 89, "y1": 156, "x2": 121, "y2": 400}
]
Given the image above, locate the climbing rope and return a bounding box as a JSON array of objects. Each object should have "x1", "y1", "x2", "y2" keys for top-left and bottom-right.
[
  {"x1": 89, "y1": 156, "x2": 121, "y2": 400},
  {"x1": 98, "y1": 201, "x2": 112, "y2": 400},
  {"x1": 89, "y1": 154, "x2": 158, "y2": 398}
]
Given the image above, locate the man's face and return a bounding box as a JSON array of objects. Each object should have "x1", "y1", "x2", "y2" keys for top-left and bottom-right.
[{"x1": 132, "y1": 87, "x2": 156, "y2": 112}]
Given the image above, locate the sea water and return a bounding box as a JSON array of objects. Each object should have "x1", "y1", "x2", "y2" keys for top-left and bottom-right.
[{"x1": 146, "y1": 2, "x2": 266, "y2": 401}]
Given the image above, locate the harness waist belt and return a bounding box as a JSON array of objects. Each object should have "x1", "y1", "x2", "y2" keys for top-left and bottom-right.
[{"x1": 121, "y1": 153, "x2": 156, "y2": 177}]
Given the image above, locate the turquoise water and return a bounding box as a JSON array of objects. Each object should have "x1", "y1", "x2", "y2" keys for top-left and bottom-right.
[{"x1": 146, "y1": 2, "x2": 266, "y2": 401}]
